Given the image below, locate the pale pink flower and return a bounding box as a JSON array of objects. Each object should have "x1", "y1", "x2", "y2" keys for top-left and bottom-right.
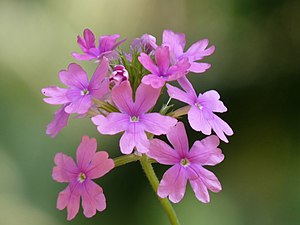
[
  {"x1": 138, "y1": 46, "x2": 190, "y2": 88},
  {"x1": 162, "y1": 30, "x2": 215, "y2": 73},
  {"x1": 167, "y1": 77, "x2": 233, "y2": 142},
  {"x1": 92, "y1": 81, "x2": 177, "y2": 154},
  {"x1": 147, "y1": 122, "x2": 223, "y2": 203},
  {"x1": 42, "y1": 58, "x2": 109, "y2": 115},
  {"x1": 72, "y1": 28, "x2": 125, "y2": 61},
  {"x1": 52, "y1": 136, "x2": 114, "y2": 220}
]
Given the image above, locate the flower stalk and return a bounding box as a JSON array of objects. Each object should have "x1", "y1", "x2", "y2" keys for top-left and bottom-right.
[{"x1": 140, "y1": 154, "x2": 181, "y2": 225}]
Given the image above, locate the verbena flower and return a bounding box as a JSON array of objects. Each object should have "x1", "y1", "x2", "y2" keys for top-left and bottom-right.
[
  {"x1": 167, "y1": 77, "x2": 233, "y2": 142},
  {"x1": 46, "y1": 104, "x2": 70, "y2": 138},
  {"x1": 147, "y1": 122, "x2": 223, "y2": 203},
  {"x1": 72, "y1": 28, "x2": 125, "y2": 61},
  {"x1": 138, "y1": 46, "x2": 190, "y2": 88},
  {"x1": 42, "y1": 58, "x2": 109, "y2": 115},
  {"x1": 162, "y1": 30, "x2": 215, "y2": 73},
  {"x1": 52, "y1": 136, "x2": 114, "y2": 220},
  {"x1": 92, "y1": 81, "x2": 177, "y2": 154}
]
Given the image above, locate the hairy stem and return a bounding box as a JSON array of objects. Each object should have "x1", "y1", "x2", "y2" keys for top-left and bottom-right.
[
  {"x1": 113, "y1": 154, "x2": 140, "y2": 168},
  {"x1": 140, "y1": 154, "x2": 180, "y2": 225}
]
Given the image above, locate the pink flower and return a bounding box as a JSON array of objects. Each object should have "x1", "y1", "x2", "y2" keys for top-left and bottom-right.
[
  {"x1": 138, "y1": 46, "x2": 190, "y2": 88},
  {"x1": 162, "y1": 30, "x2": 215, "y2": 73},
  {"x1": 131, "y1": 33, "x2": 157, "y2": 54},
  {"x1": 147, "y1": 122, "x2": 223, "y2": 203},
  {"x1": 72, "y1": 28, "x2": 125, "y2": 61},
  {"x1": 109, "y1": 65, "x2": 129, "y2": 86},
  {"x1": 42, "y1": 58, "x2": 109, "y2": 115},
  {"x1": 167, "y1": 77, "x2": 233, "y2": 142},
  {"x1": 92, "y1": 81, "x2": 177, "y2": 154},
  {"x1": 46, "y1": 104, "x2": 70, "y2": 138},
  {"x1": 52, "y1": 136, "x2": 114, "y2": 220}
]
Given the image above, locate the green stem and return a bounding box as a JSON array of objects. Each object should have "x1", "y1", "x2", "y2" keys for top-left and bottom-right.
[
  {"x1": 113, "y1": 154, "x2": 140, "y2": 168},
  {"x1": 140, "y1": 154, "x2": 181, "y2": 225}
]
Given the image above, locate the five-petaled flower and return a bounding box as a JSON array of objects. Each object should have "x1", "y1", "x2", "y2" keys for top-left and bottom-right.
[
  {"x1": 138, "y1": 46, "x2": 190, "y2": 88},
  {"x1": 162, "y1": 30, "x2": 215, "y2": 73},
  {"x1": 92, "y1": 81, "x2": 177, "y2": 154},
  {"x1": 147, "y1": 122, "x2": 223, "y2": 203},
  {"x1": 167, "y1": 77, "x2": 233, "y2": 142},
  {"x1": 72, "y1": 28, "x2": 125, "y2": 61},
  {"x1": 52, "y1": 136, "x2": 114, "y2": 220}
]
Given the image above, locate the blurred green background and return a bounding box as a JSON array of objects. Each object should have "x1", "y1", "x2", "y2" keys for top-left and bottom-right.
[{"x1": 0, "y1": 0, "x2": 299, "y2": 224}]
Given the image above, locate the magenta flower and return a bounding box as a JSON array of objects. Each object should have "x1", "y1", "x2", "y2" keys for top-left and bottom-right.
[
  {"x1": 72, "y1": 28, "x2": 125, "y2": 61},
  {"x1": 92, "y1": 81, "x2": 177, "y2": 154},
  {"x1": 109, "y1": 65, "x2": 129, "y2": 86},
  {"x1": 167, "y1": 77, "x2": 233, "y2": 142},
  {"x1": 42, "y1": 58, "x2": 109, "y2": 115},
  {"x1": 52, "y1": 136, "x2": 114, "y2": 220},
  {"x1": 138, "y1": 46, "x2": 190, "y2": 88},
  {"x1": 147, "y1": 122, "x2": 223, "y2": 203},
  {"x1": 162, "y1": 30, "x2": 215, "y2": 73}
]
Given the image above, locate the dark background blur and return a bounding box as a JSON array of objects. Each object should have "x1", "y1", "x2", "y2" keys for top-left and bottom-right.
[{"x1": 0, "y1": 0, "x2": 299, "y2": 224}]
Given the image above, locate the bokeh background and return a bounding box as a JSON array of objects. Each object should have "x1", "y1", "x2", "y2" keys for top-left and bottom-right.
[{"x1": 1, "y1": 0, "x2": 299, "y2": 224}]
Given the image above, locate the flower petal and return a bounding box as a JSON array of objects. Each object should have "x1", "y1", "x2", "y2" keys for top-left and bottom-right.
[
  {"x1": 189, "y1": 62, "x2": 211, "y2": 73},
  {"x1": 59, "y1": 63, "x2": 89, "y2": 89},
  {"x1": 189, "y1": 166, "x2": 222, "y2": 203},
  {"x1": 142, "y1": 74, "x2": 166, "y2": 89},
  {"x1": 81, "y1": 180, "x2": 106, "y2": 218},
  {"x1": 162, "y1": 30, "x2": 185, "y2": 58},
  {"x1": 57, "y1": 183, "x2": 81, "y2": 221},
  {"x1": 147, "y1": 139, "x2": 179, "y2": 165},
  {"x1": 46, "y1": 105, "x2": 70, "y2": 138},
  {"x1": 166, "y1": 122, "x2": 189, "y2": 157},
  {"x1": 140, "y1": 113, "x2": 177, "y2": 135},
  {"x1": 72, "y1": 52, "x2": 96, "y2": 61},
  {"x1": 98, "y1": 34, "x2": 121, "y2": 53},
  {"x1": 52, "y1": 153, "x2": 78, "y2": 182},
  {"x1": 155, "y1": 46, "x2": 170, "y2": 75},
  {"x1": 64, "y1": 95, "x2": 92, "y2": 114},
  {"x1": 111, "y1": 81, "x2": 134, "y2": 114},
  {"x1": 89, "y1": 57, "x2": 109, "y2": 89},
  {"x1": 86, "y1": 151, "x2": 115, "y2": 179},
  {"x1": 138, "y1": 53, "x2": 159, "y2": 75},
  {"x1": 188, "y1": 106, "x2": 212, "y2": 135},
  {"x1": 209, "y1": 114, "x2": 233, "y2": 143},
  {"x1": 199, "y1": 90, "x2": 227, "y2": 113},
  {"x1": 42, "y1": 86, "x2": 69, "y2": 105},
  {"x1": 189, "y1": 135, "x2": 224, "y2": 166},
  {"x1": 76, "y1": 136, "x2": 97, "y2": 170},
  {"x1": 166, "y1": 84, "x2": 195, "y2": 105},
  {"x1": 92, "y1": 113, "x2": 129, "y2": 135},
  {"x1": 166, "y1": 58, "x2": 190, "y2": 81},
  {"x1": 158, "y1": 164, "x2": 187, "y2": 203},
  {"x1": 184, "y1": 39, "x2": 215, "y2": 61},
  {"x1": 134, "y1": 83, "x2": 161, "y2": 114},
  {"x1": 177, "y1": 76, "x2": 197, "y2": 99}
]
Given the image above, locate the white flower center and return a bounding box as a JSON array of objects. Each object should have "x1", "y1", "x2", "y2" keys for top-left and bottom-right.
[
  {"x1": 78, "y1": 172, "x2": 86, "y2": 183},
  {"x1": 195, "y1": 102, "x2": 203, "y2": 110},
  {"x1": 81, "y1": 89, "x2": 90, "y2": 95},
  {"x1": 180, "y1": 158, "x2": 190, "y2": 167},
  {"x1": 130, "y1": 116, "x2": 139, "y2": 122}
]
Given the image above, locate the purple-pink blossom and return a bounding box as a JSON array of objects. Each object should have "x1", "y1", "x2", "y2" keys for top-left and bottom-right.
[
  {"x1": 147, "y1": 122, "x2": 223, "y2": 203},
  {"x1": 131, "y1": 33, "x2": 157, "y2": 54},
  {"x1": 138, "y1": 46, "x2": 190, "y2": 88},
  {"x1": 52, "y1": 136, "x2": 114, "y2": 220},
  {"x1": 42, "y1": 58, "x2": 109, "y2": 115},
  {"x1": 92, "y1": 81, "x2": 177, "y2": 154},
  {"x1": 72, "y1": 28, "x2": 125, "y2": 61},
  {"x1": 162, "y1": 30, "x2": 215, "y2": 73},
  {"x1": 167, "y1": 77, "x2": 233, "y2": 142}
]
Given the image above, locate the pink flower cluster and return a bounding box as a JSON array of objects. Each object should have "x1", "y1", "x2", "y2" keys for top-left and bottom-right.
[{"x1": 42, "y1": 28, "x2": 233, "y2": 220}]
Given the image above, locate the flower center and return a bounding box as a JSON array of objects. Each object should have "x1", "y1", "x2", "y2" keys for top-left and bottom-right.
[
  {"x1": 195, "y1": 102, "x2": 203, "y2": 110},
  {"x1": 180, "y1": 158, "x2": 190, "y2": 167},
  {"x1": 130, "y1": 116, "x2": 139, "y2": 122},
  {"x1": 81, "y1": 89, "x2": 90, "y2": 96},
  {"x1": 78, "y1": 172, "x2": 86, "y2": 183}
]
